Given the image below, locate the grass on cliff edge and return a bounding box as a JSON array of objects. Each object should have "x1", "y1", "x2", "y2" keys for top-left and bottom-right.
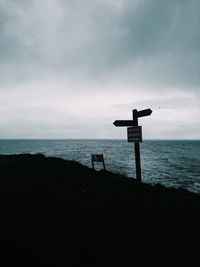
[{"x1": 0, "y1": 153, "x2": 200, "y2": 266}]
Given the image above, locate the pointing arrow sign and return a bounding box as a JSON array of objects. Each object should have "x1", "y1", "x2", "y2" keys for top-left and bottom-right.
[
  {"x1": 113, "y1": 120, "x2": 134, "y2": 127},
  {"x1": 113, "y1": 109, "x2": 152, "y2": 127},
  {"x1": 137, "y1": 108, "x2": 152, "y2": 118}
]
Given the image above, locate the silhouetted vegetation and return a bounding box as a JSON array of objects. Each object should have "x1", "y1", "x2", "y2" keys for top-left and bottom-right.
[{"x1": 0, "y1": 154, "x2": 200, "y2": 266}]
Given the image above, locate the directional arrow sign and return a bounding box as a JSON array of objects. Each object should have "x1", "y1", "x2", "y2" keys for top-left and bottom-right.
[
  {"x1": 137, "y1": 108, "x2": 152, "y2": 118},
  {"x1": 113, "y1": 120, "x2": 134, "y2": 127}
]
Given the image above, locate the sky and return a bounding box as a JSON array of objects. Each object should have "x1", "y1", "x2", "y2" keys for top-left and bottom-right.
[{"x1": 0, "y1": 0, "x2": 199, "y2": 139}]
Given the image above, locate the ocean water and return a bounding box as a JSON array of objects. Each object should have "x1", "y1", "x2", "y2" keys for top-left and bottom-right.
[{"x1": 0, "y1": 139, "x2": 199, "y2": 193}]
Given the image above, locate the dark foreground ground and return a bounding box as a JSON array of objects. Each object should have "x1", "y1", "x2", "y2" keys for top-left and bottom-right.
[{"x1": 0, "y1": 154, "x2": 200, "y2": 266}]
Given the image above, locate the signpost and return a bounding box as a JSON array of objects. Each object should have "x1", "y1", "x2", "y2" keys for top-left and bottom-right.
[
  {"x1": 91, "y1": 154, "x2": 106, "y2": 170},
  {"x1": 113, "y1": 108, "x2": 152, "y2": 183}
]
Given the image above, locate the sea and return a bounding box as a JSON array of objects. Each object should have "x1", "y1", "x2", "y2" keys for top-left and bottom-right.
[{"x1": 0, "y1": 139, "x2": 199, "y2": 194}]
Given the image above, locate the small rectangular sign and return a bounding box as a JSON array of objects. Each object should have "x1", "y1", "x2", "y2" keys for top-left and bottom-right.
[
  {"x1": 91, "y1": 154, "x2": 106, "y2": 170},
  {"x1": 127, "y1": 126, "x2": 142, "y2": 143},
  {"x1": 91, "y1": 154, "x2": 104, "y2": 162}
]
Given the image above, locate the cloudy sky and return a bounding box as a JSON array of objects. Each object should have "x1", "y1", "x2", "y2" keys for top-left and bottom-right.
[{"x1": 0, "y1": 0, "x2": 199, "y2": 139}]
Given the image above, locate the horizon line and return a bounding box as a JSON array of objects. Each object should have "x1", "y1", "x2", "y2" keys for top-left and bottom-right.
[{"x1": 0, "y1": 138, "x2": 200, "y2": 141}]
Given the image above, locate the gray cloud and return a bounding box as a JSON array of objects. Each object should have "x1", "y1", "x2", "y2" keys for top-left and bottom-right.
[
  {"x1": 0, "y1": 0, "x2": 199, "y2": 88},
  {"x1": 0, "y1": 0, "x2": 199, "y2": 139},
  {"x1": 113, "y1": 93, "x2": 200, "y2": 111}
]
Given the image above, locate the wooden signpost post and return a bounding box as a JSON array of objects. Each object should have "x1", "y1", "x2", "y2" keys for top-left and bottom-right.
[{"x1": 113, "y1": 108, "x2": 152, "y2": 183}]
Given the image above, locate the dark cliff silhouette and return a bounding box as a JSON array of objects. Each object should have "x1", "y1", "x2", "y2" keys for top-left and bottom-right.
[{"x1": 0, "y1": 154, "x2": 200, "y2": 266}]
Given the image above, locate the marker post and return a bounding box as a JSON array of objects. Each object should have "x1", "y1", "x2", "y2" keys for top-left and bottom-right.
[{"x1": 113, "y1": 108, "x2": 152, "y2": 183}]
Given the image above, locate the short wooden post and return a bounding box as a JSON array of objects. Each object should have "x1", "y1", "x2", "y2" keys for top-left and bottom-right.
[
  {"x1": 91, "y1": 155, "x2": 95, "y2": 169},
  {"x1": 102, "y1": 158, "x2": 106, "y2": 170}
]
